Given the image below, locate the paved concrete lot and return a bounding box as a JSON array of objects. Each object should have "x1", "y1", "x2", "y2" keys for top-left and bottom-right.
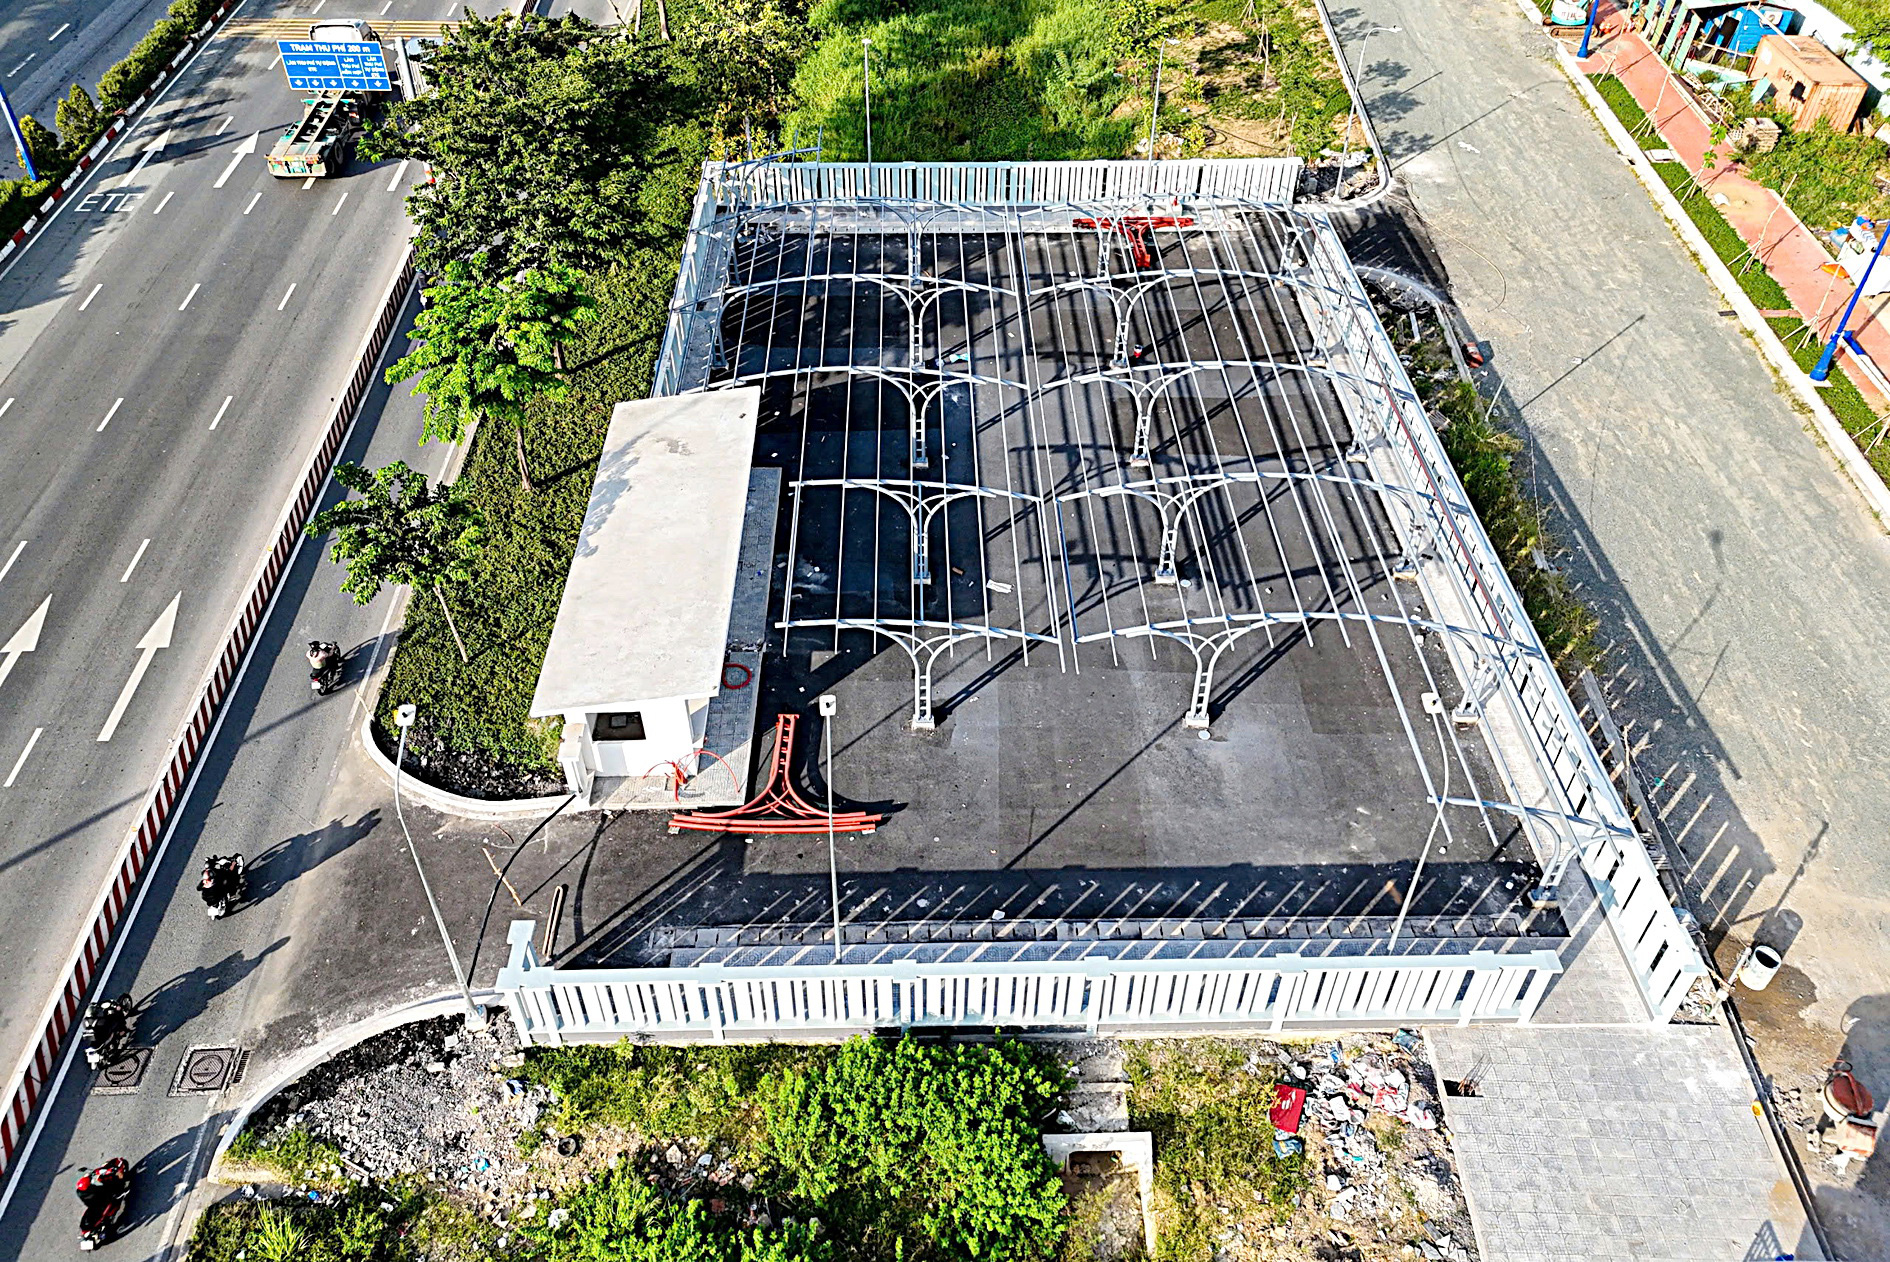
[
  {"x1": 1339, "y1": 0, "x2": 1890, "y2": 1251},
  {"x1": 1431, "y1": 1024, "x2": 1809, "y2": 1261}
]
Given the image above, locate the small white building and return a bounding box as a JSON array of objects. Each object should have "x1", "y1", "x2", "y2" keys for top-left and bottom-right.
[{"x1": 530, "y1": 387, "x2": 773, "y2": 805}]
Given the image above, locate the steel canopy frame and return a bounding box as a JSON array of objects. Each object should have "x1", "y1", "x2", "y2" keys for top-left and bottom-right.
[{"x1": 653, "y1": 159, "x2": 1633, "y2": 900}]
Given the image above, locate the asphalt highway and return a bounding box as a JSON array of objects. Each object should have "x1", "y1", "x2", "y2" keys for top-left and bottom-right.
[
  {"x1": 0, "y1": 0, "x2": 174, "y2": 125},
  {"x1": 0, "y1": 0, "x2": 500, "y2": 1165}
]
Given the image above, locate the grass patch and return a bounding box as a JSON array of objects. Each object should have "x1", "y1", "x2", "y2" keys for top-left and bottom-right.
[
  {"x1": 1652, "y1": 162, "x2": 1794, "y2": 311},
  {"x1": 1767, "y1": 315, "x2": 1890, "y2": 484},
  {"x1": 1588, "y1": 73, "x2": 1654, "y2": 146},
  {"x1": 187, "y1": 1183, "x2": 496, "y2": 1262},
  {"x1": 1126, "y1": 1041, "x2": 1307, "y2": 1262},
  {"x1": 223, "y1": 1126, "x2": 345, "y2": 1188}
]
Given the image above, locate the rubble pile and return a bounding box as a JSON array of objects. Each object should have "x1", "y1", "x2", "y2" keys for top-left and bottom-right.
[{"x1": 237, "y1": 1013, "x2": 582, "y2": 1209}]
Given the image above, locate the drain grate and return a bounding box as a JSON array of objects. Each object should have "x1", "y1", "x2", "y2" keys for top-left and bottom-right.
[
  {"x1": 91, "y1": 1047, "x2": 153, "y2": 1095},
  {"x1": 171, "y1": 1046, "x2": 243, "y2": 1096}
]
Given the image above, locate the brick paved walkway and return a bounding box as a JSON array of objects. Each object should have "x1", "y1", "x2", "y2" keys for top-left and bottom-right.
[{"x1": 1430, "y1": 1025, "x2": 1813, "y2": 1261}]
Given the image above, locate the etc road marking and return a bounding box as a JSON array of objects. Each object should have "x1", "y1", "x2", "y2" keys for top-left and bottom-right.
[
  {"x1": 75, "y1": 191, "x2": 146, "y2": 214},
  {"x1": 97, "y1": 398, "x2": 124, "y2": 432},
  {"x1": 3, "y1": 729, "x2": 42, "y2": 788}
]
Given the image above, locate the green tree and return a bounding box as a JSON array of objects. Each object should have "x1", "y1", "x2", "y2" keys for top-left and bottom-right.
[
  {"x1": 384, "y1": 260, "x2": 595, "y2": 491},
  {"x1": 55, "y1": 86, "x2": 104, "y2": 164},
  {"x1": 305, "y1": 461, "x2": 484, "y2": 662},
  {"x1": 680, "y1": 0, "x2": 808, "y2": 129},
  {"x1": 14, "y1": 115, "x2": 58, "y2": 177},
  {"x1": 362, "y1": 12, "x2": 674, "y2": 276}
]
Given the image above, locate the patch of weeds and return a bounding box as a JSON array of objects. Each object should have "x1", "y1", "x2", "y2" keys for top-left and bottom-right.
[
  {"x1": 1126, "y1": 1041, "x2": 1306, "y2": 1262},
  {"x1": 1652, "y1": 162, "x2": 1794, "y2": 310},
  {"x1": 1767, "y1": 316, "x2": 1890, "y2": 484},
  {"x1": 224, "y1": 1126, "x2": 345, "y2": 1188},
  {"x1": 1587, "y1": 73, "x2": 1653, "y2": 145}
]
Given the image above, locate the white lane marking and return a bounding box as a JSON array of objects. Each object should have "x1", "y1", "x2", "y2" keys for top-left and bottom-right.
[
  {"x1": 97, "y1": 397, "x2": 124, "y2": 432},
  {"x1": 0, "y1": 541, "x2": 21, "y2": 585},
  {"x1": 97, "y1": 593, "x2": 180, "y2": 742},
  {"x1": 331, "y1": 190, "x2": 348, "y2": 215},
  {"x1": 78, "y1": 283, "x2": 102, "y2": 311},
  {"x1": 48, "y1": 23, "x2": 70, "y2": 40},
  {"x1": 387, "y1": 158, "x2": 409, "y2": 192},
  {"x1": 152, "y1": 190, "x2": 175, "y2": 215},
  {"x1": 379, "y1": 0, "x2": 392, "y2": 11},
  {"x1": 300, "y1": 176, "x2": 316, "y2": 190},
  {"x1": 0, "y1": 596, "x2": 47, "y2": 688},
  {"x1": 277, "y1": 282, "x2": 296, "y2": 310},
  {"x1": 209, "y1": 395, "x2": 233, "y2": 430},
  {"x1": 213, "y1": 132, "x2": 259, "y2": 188},
  {"x1": 0, "y1": 398, "x2": 12, "y2": 419},
  {"x1": 269, "y1": 52, "x2": 280, "y2": 68},
  {"x1": 243, "y1": 189, "x2": 261, "y2": 214},
  {"x1": 178, "y1": 283, "x2": 201, "y2": 311},
  {"x1": 127, "y1": 129, "x2": 171, "y2": 179},
  {"x1": 216, "y1": 116, "x2": 233, "y2": 135},
  {"x1": 312, "y1": 0, "x2": 325, "y2": 10},
  {"x1": 6, "y1": 53, "x2": 34, "y2": 76},
  {"x1": 3, "y1": 728, "x2": 42, "y2": 788},
  {"x1": 119, "y1": 539, "x2": 151, "y2": 583}
]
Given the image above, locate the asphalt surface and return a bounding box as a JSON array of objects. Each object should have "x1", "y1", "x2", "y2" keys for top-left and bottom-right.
[
  {"x1": 0, "y1": 0, "x2": 173, "y2": 126},
  {"x1": 1337, "y1": 0, "x2": 1890, "y2": 1251},
  {"x1": 0, "y1": 0, "x2": 463, "y2": 1108}
]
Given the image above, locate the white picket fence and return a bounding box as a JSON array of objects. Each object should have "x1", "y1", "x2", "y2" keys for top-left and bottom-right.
[{"x1": 498, "y1": 923, "x2": 1562, "y2": 1043}]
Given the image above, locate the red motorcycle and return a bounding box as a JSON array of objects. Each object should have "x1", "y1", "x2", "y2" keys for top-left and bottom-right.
[{"x1": 76, "y1": 1157, "x2": 131, "y2": 1250}]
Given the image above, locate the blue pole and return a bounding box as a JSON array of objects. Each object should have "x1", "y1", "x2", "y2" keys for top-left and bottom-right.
[
  {"x1": 0, "y1": 82, "x2": 36, "y2": 182},
  {"x1": 1577, "y1": 0, "x2": 1601, "y2": 58},
  {"x1": 1813, "y1": 220, "x2": 1890, "y2": 382}
]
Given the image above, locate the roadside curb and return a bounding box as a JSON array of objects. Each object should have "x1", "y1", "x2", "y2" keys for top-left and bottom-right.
[
  {"x1": 0, "y1": 244, "x2": 421, "y2": 1181},
  {"x1": 1530, "y1": 2, "x2": 1890, "y2": 529},
  {"x1": 356, "y1": 715, "x2": 574, "y2": 821},
  {"x1": 207, "y1": 991, "x2": 507, "y2": 1178},
  {"x1": 0, "y1": 1, "x2": 240, "y2": 267}
]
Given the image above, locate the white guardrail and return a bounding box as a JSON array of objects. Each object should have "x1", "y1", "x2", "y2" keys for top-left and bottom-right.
[
  {"x1": 498, "y1": 925, "x2": 1562, "y2": 1042},
  {"x1": 1298, "y1": 213, "x2": 1708, "y2": 1024}
]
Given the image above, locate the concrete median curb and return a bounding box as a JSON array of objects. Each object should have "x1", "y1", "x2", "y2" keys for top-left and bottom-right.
[
  {"x1": 356, "y1": 714, "x2": 575, "y2": 821},
  {"x1": 0, "y1": 246, "x2": 420, "y2": 1183}
]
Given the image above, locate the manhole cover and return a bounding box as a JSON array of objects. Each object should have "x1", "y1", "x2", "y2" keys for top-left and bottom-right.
[
  {"x1": 91, "y1": 1047, "x2": 152, "y2": 1095},
  {"x1": 170, "y1": 1046, "x2": 243, "y2": 1096}
]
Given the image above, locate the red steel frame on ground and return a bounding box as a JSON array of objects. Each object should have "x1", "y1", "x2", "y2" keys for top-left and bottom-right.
[{"x1": 669, "y1": 713, "x2": 882, "y2": 835}]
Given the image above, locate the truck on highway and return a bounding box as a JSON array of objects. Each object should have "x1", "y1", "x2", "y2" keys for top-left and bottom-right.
[{"x1": 268, "y1": 20, "x2": 387, "y2": 179}]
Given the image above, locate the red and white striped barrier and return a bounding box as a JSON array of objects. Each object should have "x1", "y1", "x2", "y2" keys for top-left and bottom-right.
[
  {"x1": 0, "y1": 2, "x2": 237, "y2": 263},
  {"x1": 0, "y1": 245, "x2": 418, "y2": 1179}
]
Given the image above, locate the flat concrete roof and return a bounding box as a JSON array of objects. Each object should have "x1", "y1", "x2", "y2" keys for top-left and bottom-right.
[{"x1": 530, "y1": 387, "x2": 761, "y2": 716}]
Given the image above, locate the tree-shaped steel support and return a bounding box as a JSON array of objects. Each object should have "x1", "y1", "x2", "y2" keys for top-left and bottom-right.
[
  {"x1": 776, "y1": 619, "x2": 1056, "y2": 729},
  {"x1": 794, "y1": 478, "x2": 1044, "y2": 585}
]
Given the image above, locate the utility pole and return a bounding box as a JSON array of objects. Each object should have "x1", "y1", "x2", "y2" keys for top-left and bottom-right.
[
  {"x1": 1577, "y1": 0, "x2": 1601, "y2": 59},
  {"x1": 0, "y1": 83, "x2": 37, "y2": 182},
  {"x1": 393, "y1": 704, "x2": 487, "y2": 1029},
  {"x1": 1341, "y1": 26, "x2": 1399, "y2": 177},
  {"x1": 1814, "y1": 217, "x2": 1890, "y2": 382}
]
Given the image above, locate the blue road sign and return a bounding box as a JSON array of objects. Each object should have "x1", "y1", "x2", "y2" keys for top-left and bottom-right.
[{"x1": 278, "y1": 40, "x2": 391, "y2": 93}]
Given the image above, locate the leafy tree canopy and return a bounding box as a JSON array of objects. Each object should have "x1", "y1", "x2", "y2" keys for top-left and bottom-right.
[
  {"x1": 306, "y1": 461, "x2": 484, "y2": 604},
  {"x1": 364, "y1": 12, "x2": 683, "y2": 276}
]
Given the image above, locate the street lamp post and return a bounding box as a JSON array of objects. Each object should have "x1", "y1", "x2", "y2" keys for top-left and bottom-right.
[
  {"x1": 1576, "y1": 0, "x2": 1601, "y2": 59},
  {"x1": 1340, "y1": 25, "x2": 1400, "y2": 176},
  {"x1": 1813, "y1": 217, "x2": 1890, "y2": 382},
  {"x1": 0, "y1": 83, "x2": 37, "y2": 182},
  {"x1": 817, "y1": 695, "x2": 843, "y2": 962},
  {"x1": 393, "y1": 704, "x2": 486, "y2": 1030}
]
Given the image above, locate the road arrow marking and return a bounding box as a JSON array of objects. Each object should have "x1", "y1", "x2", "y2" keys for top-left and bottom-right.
[
  {"x1": 213, "y1": 133, "x2": 259, "y2": 190},
  {"x1": 0, "y1": 595, "x2": 48, "y2": 690},
  {"x1": 97, "y1": 592, "x2": 179, "y2": 742},
  {"x1": 128, "y1": 129, "x2": 172, "y2": 180}
]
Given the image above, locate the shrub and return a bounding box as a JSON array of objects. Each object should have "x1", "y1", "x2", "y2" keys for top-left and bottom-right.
[
  {"x1": 56, "y1": 85, "x2": 106, "y2": 163},
  {"x1": 16, "y1": 116, "x2": 59, "y2": 175}
]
